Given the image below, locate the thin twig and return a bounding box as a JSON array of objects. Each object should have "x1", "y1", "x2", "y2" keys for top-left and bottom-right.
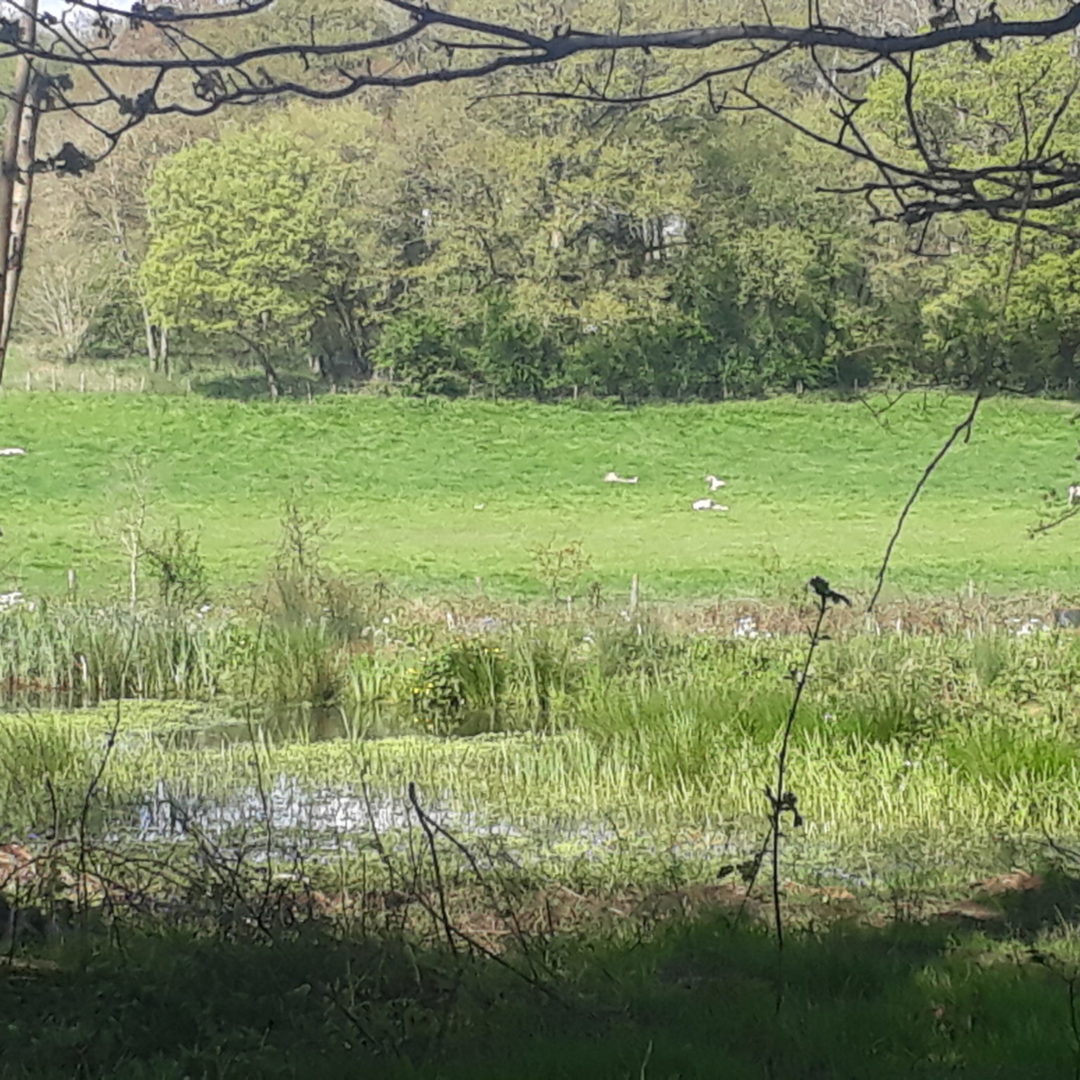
[
  {"x1": 867, "y1": 393, "x2": 983, "y2": 613},
  {"x1": 1030, "y1": 504, "x2": 1080, "y2": 537},
  {"x1": 768, "y1": 588, "x2": 829, "y2": 968},
  {"x1": 407, "y1": 781, "x2": 457, "y2": 956}
]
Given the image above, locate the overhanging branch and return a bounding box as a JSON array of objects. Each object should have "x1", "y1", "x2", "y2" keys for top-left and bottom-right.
[{"x1": 1, "y1": 0, "x2": 1079, "y2": 229}]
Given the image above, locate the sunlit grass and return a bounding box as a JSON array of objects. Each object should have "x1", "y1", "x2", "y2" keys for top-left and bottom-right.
[{"x1": 0, "y1": 391, "x2": 1078, "y2": 599}]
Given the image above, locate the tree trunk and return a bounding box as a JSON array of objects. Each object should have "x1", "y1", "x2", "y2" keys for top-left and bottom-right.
[
  {"x1": 262, "y1": 354, "x2": 281, "y2": 399},
  {"x1": 141, "y1": 311, "x2": 171, "y2": 376},
  {"x1": 2, "y1": 51, "x2": 40, "y2": 355},
  {"x1": 0, "y1": 0, "x2": 39, "y2": 386},
  {"x1": 237, "y1": 331, "x2": 281, "y2": 398},
  {"x1": 142, "y1": 304, "x2": 158, "y2": 369},
  {"x1": 160, "y1": 324, "x2": 170, "y2": 377},
  {"x1": 331, "y1": 294, "x2": 370, "y2": 380}
]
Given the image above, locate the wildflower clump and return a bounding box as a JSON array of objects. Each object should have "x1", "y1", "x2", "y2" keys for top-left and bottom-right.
[{"x1": 407, "y1": 638, "x2": 507, "y2": 727}]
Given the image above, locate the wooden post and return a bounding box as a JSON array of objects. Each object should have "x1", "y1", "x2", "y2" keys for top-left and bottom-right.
[
  {"x1": 629, "y1": 574, "x2": 640, "y2": 617},
  {"x1": 79, "y1": 371, "x2": 86, "y2": 393},
  {"x1": 67, "y1": 567, "x2": 78, "y2": 602}
]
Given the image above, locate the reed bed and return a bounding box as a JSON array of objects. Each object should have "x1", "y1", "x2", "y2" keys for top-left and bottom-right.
[{"x1": 1, "y1": 600, "x2": 1077, "y2": 880}]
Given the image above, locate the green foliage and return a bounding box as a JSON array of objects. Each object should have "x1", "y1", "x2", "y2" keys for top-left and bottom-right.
[
  {"x1": 142, "y1": 127, "x2": 328, "y2": 345},
  {"x1": 529, "y1": 538, "x2": 593, "y2": 600},
  {"x1": 25, "y1": 8, "x2": 1080, "y2": 399},
  {"x1": 371, "y1": 310, "x2": 472, "y2": 397},
  {"x1": 142, "y1": 520, "x2": 210, "y2": 610},
  {"x1": 865, "y1": 28, "x2": 1080, "y2": 390},
  {"x1": 125, "y1": 72, "x2": 934, "y2": 400},
  {"x1": 408, "y1": 638, "x2": 508, "y2": 727}
]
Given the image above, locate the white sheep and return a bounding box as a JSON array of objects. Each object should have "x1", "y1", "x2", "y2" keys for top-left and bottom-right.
[
  {"x1": 692, "y1": 498, "x2": 728, "y2": 511},
  {"x1": 0, "y1": 448, "x2": 26, "y2": 456},
  {"x1": 603, "y1": 471, "x2": 639, "y2": 484},
  {"x1": 1069, "y1": 484, "x2": 1080, "y2": 506},
  {"x1": 704, "y1": 474, "x2": 727, "y2": 491}
]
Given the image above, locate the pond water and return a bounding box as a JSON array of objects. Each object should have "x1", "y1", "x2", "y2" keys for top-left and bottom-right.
[
  {"x1": 115, "y1": 776, "x2": 522, "y2": 846},
  {"x1": 102, "y1": 773, "x2": 992, "y2": 892}
]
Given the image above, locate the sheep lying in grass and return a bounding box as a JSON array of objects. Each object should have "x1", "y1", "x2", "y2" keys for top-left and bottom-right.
[
  {"x1": 603, "y1": 471, "x2": 638, "y2": 484},
  {"x1": 1069, "y1": 484, "x2": 1080, "y2": 506},
  {"x1": 0, "y1": 448, "x2": 26, "y2": 456},
  {"x1": 705, "y1": 474, "x2": 727, "y2": 491},
  {"x1": 692, "y1": 498, "x2": 728, "y2": 511}
]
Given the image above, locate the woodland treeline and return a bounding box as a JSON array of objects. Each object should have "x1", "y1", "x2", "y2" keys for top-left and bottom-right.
[{"x1": 16, "y1": 0, "x2": 1080, "y2": 400}]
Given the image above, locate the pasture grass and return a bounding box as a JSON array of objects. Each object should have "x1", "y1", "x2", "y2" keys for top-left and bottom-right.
[{"x1": 0, "y1": 390, "x2": 1078, "y2": 600}]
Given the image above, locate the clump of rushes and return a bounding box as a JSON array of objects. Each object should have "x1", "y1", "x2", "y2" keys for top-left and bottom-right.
[{"x1": 408, "y1": 637, "x2": 507, "y2": 729}]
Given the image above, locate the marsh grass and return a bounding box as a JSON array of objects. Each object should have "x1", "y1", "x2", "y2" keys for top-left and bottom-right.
[
  {"x1": 0, "y1": 606, "x2": 225, "y2": 702},
  {"x1": 2, "y1": 605, "x2": 1080, "y2": 836},
  {"x1": 2, "y1": 597, "x2": 1080, "y2": 942}
]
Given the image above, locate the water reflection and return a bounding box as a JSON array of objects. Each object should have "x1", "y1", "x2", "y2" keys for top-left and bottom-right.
[{"x1": 115, "y1": 776, "x2": 524, "y2": 848}]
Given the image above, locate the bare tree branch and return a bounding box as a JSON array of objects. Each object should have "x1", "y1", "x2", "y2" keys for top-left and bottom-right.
[{"x1": 867, "y1": 391, "x2": 984, "y2": 613}]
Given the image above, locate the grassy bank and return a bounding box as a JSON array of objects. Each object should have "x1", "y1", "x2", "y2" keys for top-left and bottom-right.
[{"x1": 0, "y1": 391, "x2": 1077, "y2": 599}]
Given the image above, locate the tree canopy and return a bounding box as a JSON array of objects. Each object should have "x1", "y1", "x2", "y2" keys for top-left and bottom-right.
[{"x1": 10, "y1": 1, "x2": 1080, "y2": 400}]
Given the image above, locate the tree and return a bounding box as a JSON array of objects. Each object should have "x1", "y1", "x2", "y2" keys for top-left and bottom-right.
[
  {"x1": 140, "y1": 127, "x2": 332, "y2": 398},
  {"x1": 0, "y1": 0, "x2": 1076, "y2": 391},
  {"x1": 17, "y1": 187, "x2": 116, "y2": 365},
  {"x1": 371, "y1": 82, "x2": 698, "y2": 394},
  {"x1": 139, "y1": 103, "x2": 413, "y2": 395},
  {"x1": 265, "y1": 101, "x2": 415, "y2": 383}
]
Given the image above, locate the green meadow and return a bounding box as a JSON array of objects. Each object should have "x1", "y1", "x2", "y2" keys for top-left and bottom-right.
[
  {"x1": 1, "y1": 390, "x2": 1078, "y2": 600},
  {"x1": 4, "y1": 389, "x2": 1080, "y2": 1077}
]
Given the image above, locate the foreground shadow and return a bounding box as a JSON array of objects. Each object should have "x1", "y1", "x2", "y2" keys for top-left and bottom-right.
[{"x1": 1, "y1": 875, "x2": 1078, "y2": 1079}]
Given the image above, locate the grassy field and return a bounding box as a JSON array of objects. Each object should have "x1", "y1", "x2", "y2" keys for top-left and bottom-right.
[
  {"x1": 4, "y1": 387, "x2": 1080, "y2": 1076},
  {"x1": 1, "y1": 389, "x2": 1078, "y2": 600}
]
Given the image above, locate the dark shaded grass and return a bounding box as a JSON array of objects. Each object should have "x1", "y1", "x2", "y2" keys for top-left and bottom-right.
[{"x1": 1, "y1": 903, "x2": 1076, "y2": 1079}]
